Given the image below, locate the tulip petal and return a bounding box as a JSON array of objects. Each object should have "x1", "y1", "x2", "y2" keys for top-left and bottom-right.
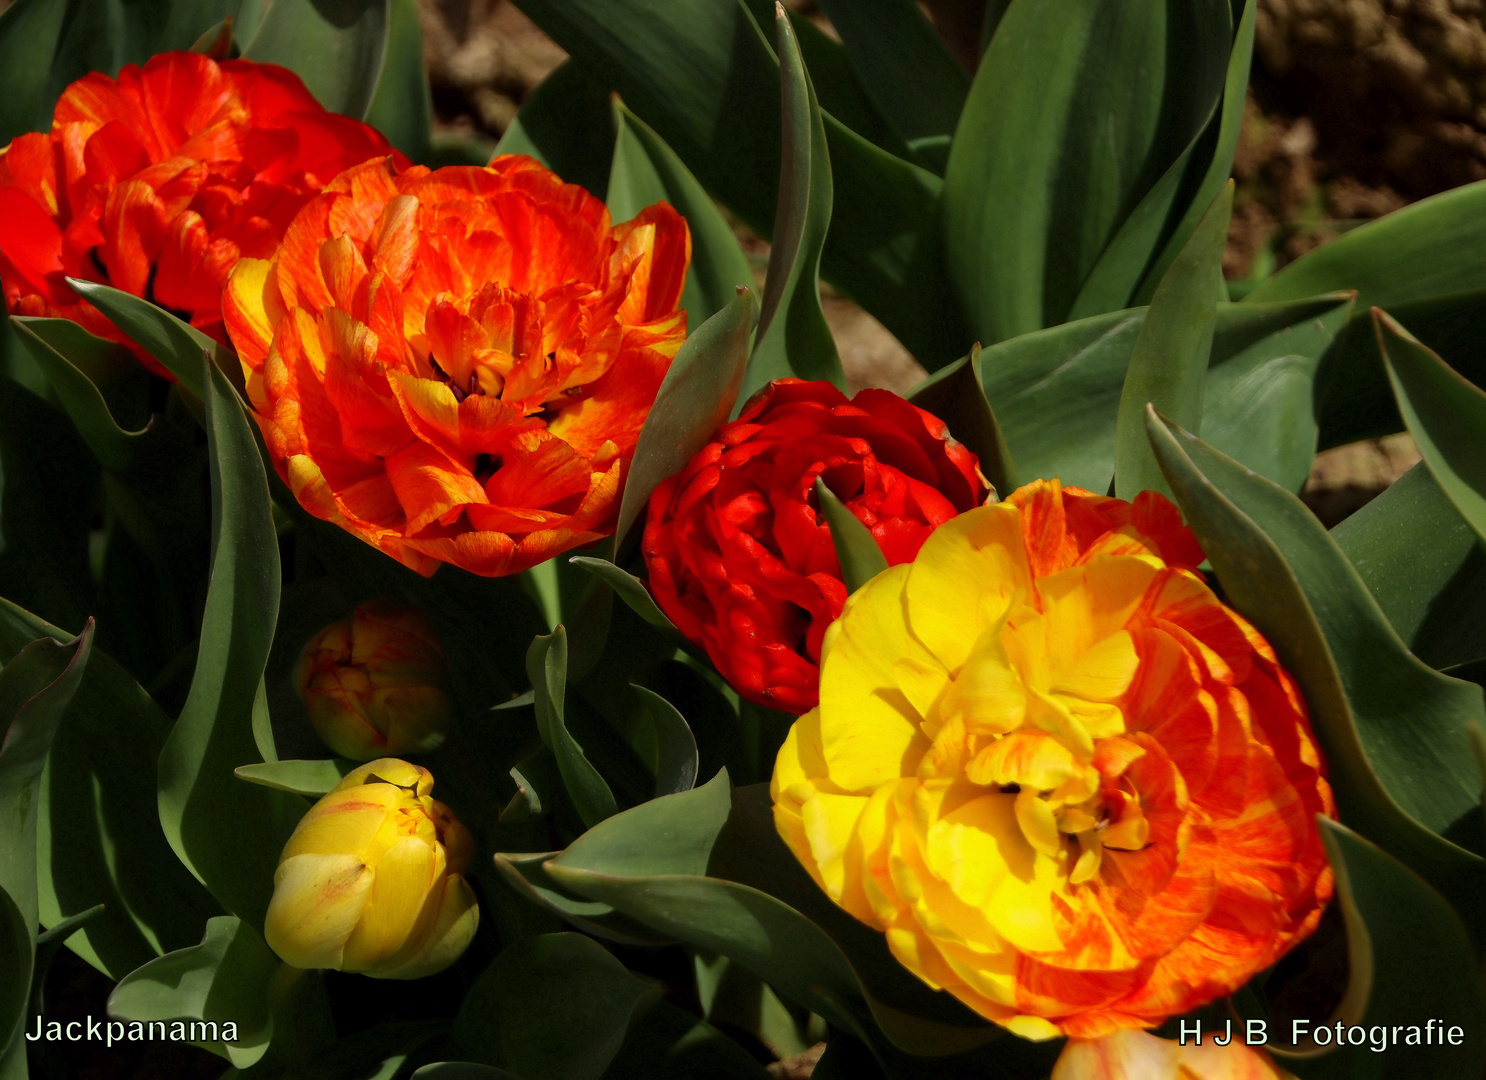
[{"x1": 264, "y1": 852, "x2": 372, "y2": 970}]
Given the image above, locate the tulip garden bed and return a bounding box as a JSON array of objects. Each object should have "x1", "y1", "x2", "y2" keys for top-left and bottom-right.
[{"x1": 3, "y1": 2, "x2": 1486, "y2": 1080}]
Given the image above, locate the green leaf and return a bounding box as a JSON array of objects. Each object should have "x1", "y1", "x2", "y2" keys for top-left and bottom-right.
[
  {"x1": 156, "y1": 356, "x2": 304, "y2": 929},
  {"x1": 812, "y1": 0, "x2": 968, "y2": 174},
  {"x1": 107, "y1": 916, "x2": 280, "y2": 1068},
  {"x1": 907, "y1": 345, "x2": 1019, "y2": 496},
  {"x1": 1332, "y1": 464, "x2": 1486, "y2": 673},
  {"x1": 1248, "y1": 180, "x2": 1486, "y2": 312},
  {"x1": 0, "y1": 599, "x2": 219, "y2": 981},
  {"x1": 626, "y1": 685, "x2": 698, "y2": 797},
  {"x1": 568, "y1": 559, "x2": 677, "y2": 633},
  {"x1": 10, "y1": 316, "x2": 148, "y2": 471},
  {"x1": 613, "y1": 288, "x2": 756, "y2": 553},
  {"x1": 232, "y1": 759, "x2": 356, "y2": 797},
  {"x1": 414, "y1": 1065, "x2": 523, "y2": 1080},
  {"x1": 607, "y1": 99, "x2": 755, "y2": 330},
  {"x1": 0, "y1": 627, "x2": 90, "y2": 1065},
  {"x1": 364, "y1": 0, "x2": 433, "y2": 160},
  {"x1": 452, "y1": 932, "x2": 661, "y2": 1080},
  {"x1": 545, "y1": 773, "x2": 1001, "y2": 1058},
  {"x1": 744, "y1": 6, "x2": 842, "y2": 397},
  {"x1": 605, "y1": 1000, "x2": 773, "y2": 1080},
  {"x1": 242, "y1": 0, "x2": 390, "y2": 120},
  {"x1": 491, "y1": 852, "x2": 670, "y2": 948},
  {"x1": 980, "y1": 295, "x2": 1351, "y2": 492},
  {"x1": 527, "y1": 628, "x2": 617, "y2": 829},
  {"x1": 1376, "y1": 310, "x2": 1486, "y2": 545},
  {"x1": 943, "y1": 0, "x2": 1230, "y2": 344},
  {"x1": 66, "y1": 279, "x2": 224, "y2": 400},
  {"x1": 1114, "y1": 182, "x2": 1232, "y2": 500},
  {"x1": 813, "y1": 478, "x2": 888, "y2": 594},
  {"x1": 693, "y1": 953, "x2": 809, "y2": 1060},
  {"x1": 493, "y1": 59, "x2": 614, "y2": 199},
  {"x1": 190, "y1": 15, "x2": 235, "y2": 58},
  {"x1": 1144, "y1": 410, "x2": 1486, "y2": 902},
  {"x1": 509, "y1": 0, "x2": 966, "y2": 368},
  {"x1": 1269, "y1": 822, "x2": 1485, "y2": 1077},
  {"x1": 0, "y1": 0, "x2": 75, "y2": 141}
]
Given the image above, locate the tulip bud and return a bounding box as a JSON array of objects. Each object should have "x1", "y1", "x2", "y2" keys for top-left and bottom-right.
[
  {"x1": 294, "y1": 600, "x2": 451, "y2": 761},
  {"x1": 264, "y1": 759, "x2": 479, "y2": 980}
]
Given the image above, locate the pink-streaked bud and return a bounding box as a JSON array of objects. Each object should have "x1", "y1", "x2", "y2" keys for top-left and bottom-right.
[{"x1": 294, "y1": 600, "x2": 451, "y2": 761}]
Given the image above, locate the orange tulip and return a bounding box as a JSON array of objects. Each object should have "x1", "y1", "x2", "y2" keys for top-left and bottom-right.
[
  {"x1": 224, "y1": 155, "x2": 690, "y2": 576},
  {"x1": 1053, "y1": 1030, "x2": 1294, "y2": 1080},
  {"x1": 771, "y1": 479, "x2": 1334, "y2": 1039},
  {"x1": 0, "y1": 51, "x2": 402, "y2": 377}
]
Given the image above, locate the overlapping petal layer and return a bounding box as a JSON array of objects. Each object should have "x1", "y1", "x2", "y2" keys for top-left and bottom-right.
[
  {"x1": 643, "y1": 378, "x2": 986, "y2": 713},
  {"x1": 225, "y1": 155, "x2": 690, "y2": 576},
  {"x1": 1053, "y1": 1029, "x2": 1294, "y2": 1080},
  {"x1": 0, "y1": 51, "x2": 402, "y2": 375},
  {"x1": 771, "y1": 480, "x2": 1333, "y2": 1038}
]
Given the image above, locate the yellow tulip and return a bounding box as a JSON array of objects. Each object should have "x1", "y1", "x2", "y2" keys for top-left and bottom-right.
[
  {"x1": 1053, "y1": 1030, "x2": 1294, "y2": 1080},
  {"x1": 264, "y1": 759, "x2": 479, "y2": 979},
  {"x1": 294, "y1": 600, "x2": 451, "y2": 761}
]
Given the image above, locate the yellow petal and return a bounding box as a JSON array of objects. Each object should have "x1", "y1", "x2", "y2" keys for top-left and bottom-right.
[
  {"x1": 281, "y1": 785, "x2": 399, "y2": 861},
  {"x1": 967, "y1": 730, "x2": 1081, "y2": 791},
  {"x1": 1051, "y1": 1029, "x2": 1183, "y2": 1080},
  {"x1": 342, "y1": 836, "x2": 438, "y2": 972},
  {"x1": 376, "y1": 874, "x2": 481, "y2": 980},
  {"x1": 801, "y1": 791, "x2": 870, "y2": 901},
  {"x1": 264, "y1": 853, "x2": 372, "y2": 970},
  {"x1": 1015, "y1": 788, "x2": 1063, "y2": 857},
  {"x1": 1054, "y1": 629, "x2": 1139, "y2": 704}
]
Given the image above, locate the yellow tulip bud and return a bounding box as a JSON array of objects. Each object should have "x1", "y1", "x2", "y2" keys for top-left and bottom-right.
[
  {"x1": 294, "y1": 600, "x2": 451, "y2": 761},
  {"x1": 264, "y1": 759, "x2": 479, "y2": 980}
]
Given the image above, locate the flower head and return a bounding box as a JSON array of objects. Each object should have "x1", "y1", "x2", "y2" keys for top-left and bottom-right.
[
  {"x1": 771, "y1": 480, "x2": 1333, "y2": 1038},
  {"x1": 225, "y1": 155, "x2": 690, "y2": 576},
  {"x1": 0, "y1": 51, "x2": 402, "y2": 376},
  {"x1": 295, "y1": 600, "x2": 451, "y2": 761},
  {"x1": 1053, "y1": 1030, "x2": 1293, "y2": 1080},
  {"x1": 265, "y1": 759, "x2": 478, "y2": 979},
  {"x1": 643, "y1": 378, "x2": 985, "y2": 713}
]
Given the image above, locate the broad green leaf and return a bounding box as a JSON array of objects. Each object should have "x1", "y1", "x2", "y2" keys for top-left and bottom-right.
[
  {"x1": 1248, "y1": 180, "x2": 1486, "y2": 311},
  {"x1": 493, "y1": 59, "x2": 614, "y2": 199},
  {"x1": 907, "y1": 345, "x2": 1019, "y2": 496},
  {"x1": 527, "y1": 627, "x2": 617, "y2": 829},
  {"x1": 1145, "y1": 410, "x2": 1486, "y2": 905},
  {"x1": 108, "y1": 916, "x2": 279, "y2": 1068},
  {"x1": 613, "y1": 288, "x2": 755, "y2": 553},
  {"x1": 943, "y1": 0, "x2": 1230, "y2": 344},
  {"x1": 0, "y1": 0, "x2": 74, "y2": 141},
  {"x1": 981, "y1": 295, "x2": 1350, "y2": 492},
  {"x1": 491, "y1": 852, "x2": 670, "y2": 948},
  {"x1": 1332, "y1": 464, "x2": 1486, "y2": 673},
  {"x1": 1114, "y1": 182, "x2": 1232, "y2": 500},
  {"x1": 233, "y1": 759, "x2": 356, "y2": 797},
  {"x1": 1376, "y1": 311, "x2": 1486, "y2": 545},
  {"x1": 568, "y1": 559, "x2": 677, "y2": 633},
  {"x1": 11, "y1": 316, "x2": 148, "y2": 471},
  {"x1": 694, "y1": 953, "x2": 809, "y2": 1060},
  {"x1": 157, "y1": 356, "x2": 304, "y2": 929},
  {"x1": 626, "y1": 685, "x2": 699, "y2": 797},
  {"x1": 606, "y1": 1000, "x2": 773, "y2": 1080},
  {"x1": 1270, "y1": 822, "x2": 1485, "y2": 1077},
  {"x1": 814, "y1": 478, "x2": 888, "y2": 594},
  {"x1": 1130, "y1": 0, "x2": 1257, "y2": 304},
  {"x1": 1199, "y1": 296, "x2": 1354, "y2": 493},
  {"x1": 452, "y1": 932, "x2": 660, "y2": 1080},
  {"x1": 510, "y1": 0, "x2": 966, "y2": 368},
  {"x1": 545, "y1": 773, "x2": 1001, "y2": 1058},
  {"x1": 745, "y1": 7, "x2": 842, "y2": 397},
  {"x1": 0, "y1": 599, "x2": 219, "y2": 980},
  {"x1": 607, "y1": 99, "x2": 755, "y2": 330},
  {"x1": 242, "y1": 0, "x2": 390, "y2": 120},
  {"x1": 813, "y1": 0, "x2": 968, "y2": 174},
  {"x1": 0, "y1": 628, "x2": 89, "y2": 1066},
  {"x1": 67, "y1": 279, "x2": 222, "y2": 400},
  {"x1": 190, "y1": 15, "x2": 235, "y2": 57},
  {"x1": 364, "y1": 0, "x2": 433, "y2": 160},
  {"x1": 0, "y1": 378, "x2": 98, "y2": 633}
]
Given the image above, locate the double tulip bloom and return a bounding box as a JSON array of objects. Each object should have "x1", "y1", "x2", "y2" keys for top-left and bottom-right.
[
  {"x1": 772, "y1": 479, "x2": 1334, "y2": 1038},
  {"x1": 0, "y1": 51, "x2": 401, "y2": 375},
  {"x1": 643, "y1": 379, "x2": 986, "y2": 713},
  {"x1": 224, "y1": 155, "x2": 691, "y2": 576},
  {"x1": 265, "y1": 759, "x2": 478, "y2": 979}
]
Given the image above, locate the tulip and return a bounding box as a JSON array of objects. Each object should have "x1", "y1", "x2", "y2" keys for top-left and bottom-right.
[
  {"x1": 1053, "y1": 1030, "x2": 1294, "y2": 1080},
  {"x1": 772, "y1": 479, "x2": 1334, "y2": 1039},
  {"x1": 265, "y1": 759, "x2": 478, "y2": 979},
  {"x1": 295, "y1": 600, "x2": 451, "y2": 760}
]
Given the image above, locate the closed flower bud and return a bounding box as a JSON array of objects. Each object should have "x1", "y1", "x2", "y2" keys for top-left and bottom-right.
[
  {"x1": 265, "y1": 759, "x2": 478, "y2": 980},
  {"x1": 294, "y1": 600, "x2": 451, "y2": 761},
  {"x1": 1053, "y1": 1030, "x2": 1293, "y2": 1080}
]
